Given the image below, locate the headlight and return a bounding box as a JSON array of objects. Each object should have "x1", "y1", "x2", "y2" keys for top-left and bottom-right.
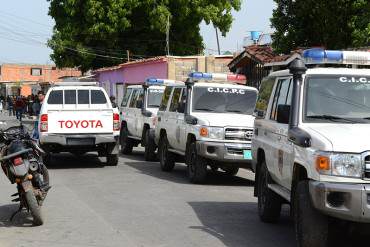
[
  {"x1": 316, "y1": 153, "x2": 363, "y2": 178},
  {"x1": 199, "y1": 126, "x2": 224, "y2": 140}
]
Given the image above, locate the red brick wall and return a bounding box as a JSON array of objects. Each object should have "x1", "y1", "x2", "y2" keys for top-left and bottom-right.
[{"x1": 0, "y1": 64, "x2": 81, "y2": 83}]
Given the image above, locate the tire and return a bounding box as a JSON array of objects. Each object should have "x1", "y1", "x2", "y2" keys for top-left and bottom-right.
[
  {"x1": 158, "y1": 135, "x2": 175, "y2": 172},
  {"x1": 223, "y1": 167, "x2": 239, "y2": 176},
  {"x1": 25, "y1": 190, "x2": 43, "y2": 226},
  {"x1": 106, "y1": 154, "x2": 118, "y2": 166},
  {"x1": 257, "y1": 161, "x2": 282, "y2": 223},
  {"x1": 144, "y1": 130, "x2": 156, "y2": 161},
  {"x1": 120, "y1": 126, "x2": 134, "y2": 154},
  {"x1": 294, "y1": 180, "x2": 328, "y2": 247},
  {"x1": 187, "y1": 143, "x2": 207, "y2": 184}
]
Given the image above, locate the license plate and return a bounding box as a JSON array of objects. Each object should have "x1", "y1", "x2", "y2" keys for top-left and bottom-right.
[
  {"x1": 243, "y1": 150, "x2": 252, "y2": 160},
  {"x1": 66, "y1": 138, "x2": 95, "y2": 146}
]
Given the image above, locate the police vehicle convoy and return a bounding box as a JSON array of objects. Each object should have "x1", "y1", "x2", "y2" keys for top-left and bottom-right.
[
  {"x1": 155, "y1": 72, "x2": 258, "y2": 183},
  {"x1": 252, "y1": 49, "x2": 370, "y2": 247},
  {"x1": 119, "y1": 78, "x2": 182, "y2": 161},
  {"x1": 39, "y1": 82, "x2": 120, "y2": 166}
]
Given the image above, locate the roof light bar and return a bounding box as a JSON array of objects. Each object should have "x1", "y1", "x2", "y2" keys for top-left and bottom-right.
[
  {"x1": 188, "y1": 72, "x2": 246, "y2": 83},
  {"x1": 303, "y1": 48, "x2": 370, "y2": 65},
  {"x1": 145, "y1": 78, "x2": 180, "y2": 86}
]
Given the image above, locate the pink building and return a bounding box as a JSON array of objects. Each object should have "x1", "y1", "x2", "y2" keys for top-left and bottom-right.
[{"x1": 94, "y1": 55, "x2": 234, "y2": 104}]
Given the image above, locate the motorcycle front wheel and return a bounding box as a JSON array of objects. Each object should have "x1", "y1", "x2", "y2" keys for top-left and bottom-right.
[{"x1": 25, "y1": 190, "x2": 43, "y2": 226}]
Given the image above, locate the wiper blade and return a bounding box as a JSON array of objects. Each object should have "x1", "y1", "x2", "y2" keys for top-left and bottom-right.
[
  {"x1": 307, "y1": 115, "x2": 358, "y2": 123},
  {"x1": 195, "y1": 108, "x2": 214, "y2": 112}
]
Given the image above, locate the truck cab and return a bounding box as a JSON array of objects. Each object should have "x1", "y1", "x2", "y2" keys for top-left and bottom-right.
[
  {"x1": 155, "y1": 72, "x2": 258, "y2": 183},
  {"x1": 119, "y1": 78, "x2": 182, "y2": 161},
  {"x1": 252, "y1": 49, "x2": 370, "y2": 247},
  {"x1": 39, "y1": 82, "x2": 120, "y2": 166}
]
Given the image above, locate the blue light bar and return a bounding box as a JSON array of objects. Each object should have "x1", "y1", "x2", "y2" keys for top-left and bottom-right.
[
  {"x1": 303, "y1": 48, "x2": 344, "y2": 63},
  {"x1": 146, "y1": 78, "x2": 165, "y2": 85},
  {"x1": 189, "y1": 72, "x2": 213, "y2": 80}
]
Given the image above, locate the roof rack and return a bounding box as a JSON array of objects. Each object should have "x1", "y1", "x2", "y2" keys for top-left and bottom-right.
[{"x1": 52, "y1": 81, "x2": 98, "y2": 86}]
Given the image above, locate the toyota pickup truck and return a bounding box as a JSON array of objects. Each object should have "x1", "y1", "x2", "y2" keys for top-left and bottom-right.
[{"x1": 39, "y1": 82, "x2": 120, "y2": 166}]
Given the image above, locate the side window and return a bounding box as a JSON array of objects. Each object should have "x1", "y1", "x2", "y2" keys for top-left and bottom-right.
[
  {"x1": 159, "y1": 87, "x2": 173, "y2": 111},
  {"x1": 270, "y1": 78, "x2": 291, "y2": 121},
  {"x1": 169, "y1": 88, "x2": 182, "y2": 112},
  {"x1": 255, "y1": 77, "x2": 275, "y2": 117},
  {"x1": 78, "y1": 90, "x2": 89, "y2": 104},
  {"x1": 121, "y1": 88, "x2": 132, "y2": 107},
  {"x1": 91, "y1": 90, "x2": 107, "y2": 104},
  {"x1": 177, "y1": 88, "x2": 187, "y2": 113},
  {"x1": 129, "y1": 90, "x2": 139, "y2": 108},
  {"x1": 47, "y1": 90, "x2": 63, "y2": 104},
  {"x1": 65, "y1": 90, "x2": 76, "y2": 104},
  {"x1": 136, "y1": 89, "x2": 144, "y2": 109}
]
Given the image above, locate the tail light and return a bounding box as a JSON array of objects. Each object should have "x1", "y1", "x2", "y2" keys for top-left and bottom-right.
[
  {"x1": 113, "y1": 113, "x2": 120, "y2": 131},
  {"x1": 40, "y1": 114, "x2": 48, "y2": 132},
  {"x1": 13, "y1": 157, "x2": 23, "y2": 166}
]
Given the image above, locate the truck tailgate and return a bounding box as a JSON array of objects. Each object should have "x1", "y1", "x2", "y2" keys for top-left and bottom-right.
[{"x1": 47, "y1": 110, "x2": 113, "y2": 134}]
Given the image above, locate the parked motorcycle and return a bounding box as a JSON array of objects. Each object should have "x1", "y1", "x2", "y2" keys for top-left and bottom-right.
[{"x1": 0, "y1": 122, "x2": 50, "y2": 225}]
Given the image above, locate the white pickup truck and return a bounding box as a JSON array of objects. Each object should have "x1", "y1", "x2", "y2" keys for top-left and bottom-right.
[{"x1": 39, "y1": 82, "x2": 120, "y2": 166}]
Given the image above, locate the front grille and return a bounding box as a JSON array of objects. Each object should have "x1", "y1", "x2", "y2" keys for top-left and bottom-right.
[
  {"x1": 225, "y1": 128, "x2": 253, "y2": 141},
  {"x1": 227, "y1": 147, "x2": 244, "y2": 155},
  {"x1": 365, "y1": 156, "x2": 370, "y2": 179}
]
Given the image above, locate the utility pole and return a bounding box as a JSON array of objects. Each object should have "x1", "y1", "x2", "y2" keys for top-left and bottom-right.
[
  {"x1": 215, "y1": 26, "x2": 221, "y2": 55},
  {"x1": 166, "y1": 15, "x2": 170, "y2": 56}
]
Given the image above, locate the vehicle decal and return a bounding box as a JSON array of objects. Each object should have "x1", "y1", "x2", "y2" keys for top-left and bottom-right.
[
  {"x1": 339, "y1": 76, "x2": 370, "y2": 83},
  {"x1": 58, "y1": 120, "x2": 104, "y2": 129},
  {"x1": 206, "y1": 87, "x2": 246, "y2": 95}
]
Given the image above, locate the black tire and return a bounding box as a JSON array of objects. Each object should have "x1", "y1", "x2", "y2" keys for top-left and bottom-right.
[
  {"x1": 144, "y1": 130, "x2": 156, "y2": 161},
  {"x1": 257, "y1": 161, "x2": 282, "y2": 223},
  {"x1": 120, "y1": 126, "x2": 134, "y2": 154},
  {"x1": 25, "y1": 190, "x2": 43, "y2": 226},
  {"x1": 223, "y1": 167, "x2": 239, "y2": 176},
  {"x1": 294, "y1": 180, "x2": 328, "y2": 247},
  {"x1": 106, "y1": 154, "x2": 118, "y2": 166},
  {"x1": 187, "y1": 143, "x2": 207, "y2": 184},
  {"x1": 158, "y1": 135, "x2": 175, "y2": 172}
]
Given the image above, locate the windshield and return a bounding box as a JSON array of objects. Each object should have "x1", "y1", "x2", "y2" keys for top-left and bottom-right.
[
  {"x1": 305, "y1": 75, "x2": 370, "y2": 123},
  {"x1": 148, "y1": 89, "x2": 164, "y2": 108},
  {"x1": 192, "y1": 86, "x2": 257, "y2": 114}
]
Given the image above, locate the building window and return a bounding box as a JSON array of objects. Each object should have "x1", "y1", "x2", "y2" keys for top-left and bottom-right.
[{"x1": 31, "y1": 68, "x2": 42, "y2": 76}]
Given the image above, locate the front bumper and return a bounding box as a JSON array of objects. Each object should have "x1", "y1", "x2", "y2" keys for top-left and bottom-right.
[
  {"x1": 196, "y1": 141, "x2": 252, "y2": 167},
  {"x1": 310, "y1": 181, "x2": 370, "y2": 223}
]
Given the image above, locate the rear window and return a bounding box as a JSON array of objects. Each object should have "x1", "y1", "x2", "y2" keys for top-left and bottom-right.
[
  {"x1": 65, "y1": 90, "x2": 76, "y2": 104},
  {"x1": 91, "y1": 90, "x2": 107, "y2": 104},
  {"x1": 78, "y1": 90, "x2": 89, "y2": 104},
  {"x1": 47, "y1": 91, "x2": 63, "y2": 104}
]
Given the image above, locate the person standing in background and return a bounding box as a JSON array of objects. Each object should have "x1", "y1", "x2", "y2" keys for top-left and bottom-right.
[
  {"x1": 15, "y1": 96, "x2": 25, "y2": 121},
  {"x1": 7, "y1": 96, "x2": 13, "y2": 116},
  {"x1": 32, "y1": 91, "x2": 45, "y2": 139}
]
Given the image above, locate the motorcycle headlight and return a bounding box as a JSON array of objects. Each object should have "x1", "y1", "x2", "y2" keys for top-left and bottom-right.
[
  {"x1": 199, "y1": 127, "x2": 224, "y2": 140},
  {"x1": 316, "y1": 153, "x2": 363, "y2": 178}
]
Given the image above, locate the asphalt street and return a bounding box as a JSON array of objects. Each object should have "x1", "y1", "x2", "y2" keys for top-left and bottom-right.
[{"x1": 0, "y1": 144, "x2": 296, "y2": 247}]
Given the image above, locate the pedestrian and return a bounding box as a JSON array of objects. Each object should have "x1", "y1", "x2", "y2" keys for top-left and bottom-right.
[
  {"x1": 7, "y1": 96, "x2": 13, "y2": 116},
  {"x1": 0, "y1": 99, "x2": 3, "y2": 113},
  {"x1": 15, "y1": 96, "x2": 25, "y2": 121},
  {"x1": 32, "y1": 91, "x2": 45, "y2": 139}
]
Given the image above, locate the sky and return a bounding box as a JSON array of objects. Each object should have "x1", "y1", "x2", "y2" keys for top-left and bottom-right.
[{"x1": 0, "y1": 0, "x2": 275, "y2": 65}]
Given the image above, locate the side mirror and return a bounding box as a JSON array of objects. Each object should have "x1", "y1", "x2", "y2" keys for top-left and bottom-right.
[
  {"x1": 136, "y1": 100, "x2": 143, "y2": 109},
  {"x1": 277, "y1": 105, "x2": 290, "y2": 124},
  {"x1": 254, "y1": 110, "x2": 265, "y2": 118},
  {"x1": 288, "y1": 127, "x2": 311, "y2": 147},
  {"x1": 141, "y1": 110, "x2": 152, "y2": 117},
  {"x1": 185, "y1": 115, "x2": 198, "y2": 125}
]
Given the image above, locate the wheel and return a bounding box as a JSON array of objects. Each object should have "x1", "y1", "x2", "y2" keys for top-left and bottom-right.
[
  {"x1": 25, "y1": 189, "x2": 43, "y2": 226},
  {"x1": 223, "y1": 167, "x2": 239, "y2": 176},
  {"x1": 294, "y1": 180, "x2": 328, "y2": 247},
  {"x1": 106, "y1": 154, "x2": 118, "y2": 166},
  {"x1": 257, "y1": 161, "x2": 282, "y2": 223},
  {"x1": 120, "y1": 126, "x2": 134, "y2": 154},
  {"x1": 187, "y1": 143, "x2": 207, "y2": 184},
  {"x1": 144, "y1": 130, "x2": 156, "y2": 161},
  {"x1": 158, "y1": 135, "x2": 175, "y2": 172}
]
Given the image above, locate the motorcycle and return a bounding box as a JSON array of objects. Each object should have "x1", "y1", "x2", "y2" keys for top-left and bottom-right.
[{"x1": 0, "y1": 122, "x2": 50, "y2": 225}]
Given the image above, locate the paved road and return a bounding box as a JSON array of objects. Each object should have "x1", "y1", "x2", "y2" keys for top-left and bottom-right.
[{"x1": 0, "y1": 148, "x2": 297, "y2": 247}]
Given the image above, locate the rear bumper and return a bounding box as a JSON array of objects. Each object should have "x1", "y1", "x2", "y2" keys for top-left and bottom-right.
[
  {"x1": 196, "y1": 141, "x2": 252, "y2": 168},
  {"x1": 40, "y1": 133, "x2": 118, "y2": 145}
]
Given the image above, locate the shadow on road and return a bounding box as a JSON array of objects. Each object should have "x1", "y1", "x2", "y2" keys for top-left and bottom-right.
[
  {"x1": 0, "y1": 203, "x2": 34, "y2": 227},
  {"x1": 188, "y1": 201, "x2": 295, "y2": 247},
  {"x1": 46, "y1": 153, "x2": 105, "y2": 169},
  {"x1": 124, "y1": 151, "x2": 254, "y2": 187}
]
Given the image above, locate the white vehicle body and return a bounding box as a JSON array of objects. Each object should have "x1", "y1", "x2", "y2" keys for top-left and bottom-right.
[
  {"x1": 155, "y1": 78, "x2": 258, "y2": 183},
  {"x1": 252, "y1": 67, "x2": 370, "y2": 223},
  {"x1": 39, "y1": 84, "x2": 120, "y2": 165}
]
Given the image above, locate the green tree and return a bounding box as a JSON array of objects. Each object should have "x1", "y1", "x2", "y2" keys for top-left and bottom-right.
[
  {"x1": 271, "y1": 0, "x2": 369, "y2": 54},
  {"x1": 47, "y1": 0, "x2": 241, "y2": 72}
]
